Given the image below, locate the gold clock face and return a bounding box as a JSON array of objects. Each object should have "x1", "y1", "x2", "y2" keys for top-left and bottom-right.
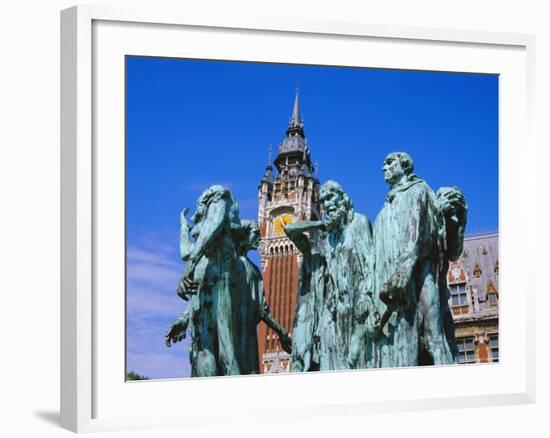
[{"x1": 274, "y1": 214, "x2": 294, "y2": 236}]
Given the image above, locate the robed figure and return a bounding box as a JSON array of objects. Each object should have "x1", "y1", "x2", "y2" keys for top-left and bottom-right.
[
  {"x1": 284, "y1": 221, "x2": 328, "y2": 372},
  {"x1": 316, "y1": 180, "x2": 376, "y2": 370},
  {"x1": 166, "y1": 185, "x2": 244, "y2": 377},
  {"x1": 234, "y1": 219, "x2": 291, "y2": 374},
  {"x1": 373, "y1": 152, "x2": 467, "y2": 368}
]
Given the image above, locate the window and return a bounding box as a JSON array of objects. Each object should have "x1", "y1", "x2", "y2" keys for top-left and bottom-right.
[
  {"x1": 473, "y1": 263, "x2": 482, "y2": 278},
  {"x1": 450, "y1": 283, "x2": 468, "y2": 306},
  {"x1": 489, "y1": 334, "x2": 499, "y2": 362},
  {"x1": 494, "y1": 260, "x2": 499, "y2": 276},
  {"x1": 457, "y1": 337, "x2": 476, "y2": 364},
  {"x1": 487, "y1": 281, "x2": 498, "y2": 306}
]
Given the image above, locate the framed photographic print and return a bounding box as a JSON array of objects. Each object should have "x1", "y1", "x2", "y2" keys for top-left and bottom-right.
[{"x1": 61, "y1": 5, "x2": 536, "y2": 433}]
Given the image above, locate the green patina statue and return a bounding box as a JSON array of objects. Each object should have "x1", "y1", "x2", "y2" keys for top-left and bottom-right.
[
  {"x1": 316, "y1": 181, "x2": 377, "y2": 370},
  {"x1": 434, "y1": 185, "x2": 468, "y2": 361},
  {"x1": 284, "y1": 180, "x2": 376, "y2": 371},
  {"x1": 234, "y1": 219, "x2": 291, "y2": 374},
  {"x1": 372, "y1": 152, "x2": 467, "y2": 368},
  {"x1": 166, "y1": 185, "x2": 244, "y2": 376},
  {"x1": 283, "y1": 220, "x2": 327, "y2": 372},
  {"x1": 166, "y1": 186, "x2": 289, "y2": 376},
  {"x1": 166, "y1": 152, "x2": 467, "y2": 376}
]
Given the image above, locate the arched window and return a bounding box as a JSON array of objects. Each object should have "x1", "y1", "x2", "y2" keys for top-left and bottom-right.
[
  {"x1": 473, "y1": 263, "x2": 482, "y2": 278},
  {"x1": 487, "y1": 281, "x2": 498, "y2": 306}
]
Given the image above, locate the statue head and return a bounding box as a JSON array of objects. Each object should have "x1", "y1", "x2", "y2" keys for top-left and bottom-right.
[
  {"x1": 319, "y1": 180, "x2": 353, "y2": 230},
  {"x1": 190, "y1": 185, "x2": 240, "y2": 238},
  {"x1": 382, "y1": 152, "x2": 414, "y2": 186},
  {"x1": 239, "y1": 219, "x2": 260, "y2": 254}
]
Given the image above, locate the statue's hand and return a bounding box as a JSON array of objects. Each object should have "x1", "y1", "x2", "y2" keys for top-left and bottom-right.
[
  {"x1": 437, "y1": 194, "x2": 453, "y2": 215},
  {"x1": 180, "y1": 208, "x2": 191, "y2": 229},
  {"x1": 437, "y1": 187, "x2": 467, "y2": 220},
  {"x1": 177, "y1": 268, "x2": 199, "y2": 301},
  {"x1": 177, "y1": 278, "x2": 190, "y2": 301},
  {"x1": 165, "y1": 318, "x2": 188, "y2": 347},
  {"x1": 316, "y1": 221, "x2": 328, "y2": 233},
  {"x1": 183, "y1": 274, "x2": 199, "y2": 291},
  {"x1": 381, "y1": 270, "x2": 411, "y2": 309}
]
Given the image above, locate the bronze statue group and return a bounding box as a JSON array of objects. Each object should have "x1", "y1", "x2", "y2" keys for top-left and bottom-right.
[{"x1": 165, "y1": 152, "x2": 468, "y2": 377}]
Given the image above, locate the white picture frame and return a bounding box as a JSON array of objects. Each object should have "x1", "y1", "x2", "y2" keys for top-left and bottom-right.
[{"x1": 61, "y1": 4, "x2": 536, "y2": 433}]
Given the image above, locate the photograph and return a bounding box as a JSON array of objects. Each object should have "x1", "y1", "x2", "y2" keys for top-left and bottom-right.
[{"x1": 125, "y1": 56, "x2": 499, "y2": 380}]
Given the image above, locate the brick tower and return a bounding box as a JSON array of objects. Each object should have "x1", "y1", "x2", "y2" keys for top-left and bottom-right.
[{"x1": 257, "y1": 91, "x2": 321, "y2": 373}]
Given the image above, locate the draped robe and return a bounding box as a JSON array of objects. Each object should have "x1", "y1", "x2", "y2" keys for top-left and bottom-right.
[{"x1": 373, "y1": 177, "x2": 455, "y2": 368}]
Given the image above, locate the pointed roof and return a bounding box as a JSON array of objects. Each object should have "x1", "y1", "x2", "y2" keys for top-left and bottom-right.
[
  {"x1": 285, "y1": 90, "x2": 305, "y2": 138},
  {"x1": 261, "y1": 145, "x2": 274, "y2": 183},
  {"x1": 273, "y1": 88, "x2": 312, "y2": 174},
  {"x1": 290, "y1": 91, "x2": 301, "y2": 127},
  {"x1": 261, "y1": 165, "x2": 274, "y2": 184}
]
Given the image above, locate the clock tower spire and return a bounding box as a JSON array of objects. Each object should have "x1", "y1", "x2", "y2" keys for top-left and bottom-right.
[{"x1": 257, "y1": 90, "x2": 321, "y2": 373}]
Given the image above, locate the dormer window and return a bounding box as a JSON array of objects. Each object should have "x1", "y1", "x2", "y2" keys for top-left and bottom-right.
[
  {"x1": 448, "y1": 261, "x2": 466, "y2": 283},
  {"x1": 473, "y1": 263, "x2": 482, "y2": 278},
  {"x1": 487, "y1": 281, "x2": 498, "y2": 306},
  {"x1": 450, "y1": 283, "x2": 467, "y2": 306}
]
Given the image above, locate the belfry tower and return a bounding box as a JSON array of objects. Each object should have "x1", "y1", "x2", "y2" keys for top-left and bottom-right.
[{"x1": 257, "y1": 91, "x2": 321, "y2": 373}]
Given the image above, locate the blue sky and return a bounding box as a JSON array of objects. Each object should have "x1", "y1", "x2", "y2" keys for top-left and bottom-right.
[{"x1": 126, "y1": 56, "x2": 498, "y2": 379}]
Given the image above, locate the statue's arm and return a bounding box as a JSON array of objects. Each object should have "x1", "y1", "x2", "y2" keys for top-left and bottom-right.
[
  {"x1": 186, "y1": 199, "x2": 226, "y2": 273},
  {"x1": 283, "y1": 221, "x2": 324, "y2": 255},
  {"x1": 260, "y1": 297, "x2": 292, "y2": 354},
  {"x1": 179, "y1": 208, "x2": 193, "y2": 261},
  {"x1": 165, "y1": 310, "x2": 190, "y2": 347},
  {"x1": 445, "y1": 218, "x2": 465, "y2": 261},
  {"x1": 382, "y1": 186, "x2": 432, "y2": 307},
  {"x1": 438, "y1": 187, "x2": 468, "y2": 261}
]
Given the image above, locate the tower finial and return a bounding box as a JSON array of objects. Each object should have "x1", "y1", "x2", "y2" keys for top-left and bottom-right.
[
  {"x1": 315, "y1": 161, "x2": 319, "y2": 179},
  {"x1": 261, "y1": 145, "x2": 275, "y2": 184},
  {"x1": 285, "y1": 87, "x2": 305, "y2": 139},
  {"x1": 290, "y1": 88, "x2": 301, "y2": 128}
]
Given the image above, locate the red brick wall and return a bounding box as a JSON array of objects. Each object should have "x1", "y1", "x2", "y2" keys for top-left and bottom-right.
[{"x1": 257, "y1": 252, "x2": 299, "y2": 373}]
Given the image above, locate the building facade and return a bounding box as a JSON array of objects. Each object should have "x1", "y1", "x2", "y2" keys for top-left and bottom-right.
[
  {"x1": 257, "y1": 95, "x2": 498, "y2": 372},
  {"x1": 448, "y1": 233, "x2": 499, "y2": 364}
]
